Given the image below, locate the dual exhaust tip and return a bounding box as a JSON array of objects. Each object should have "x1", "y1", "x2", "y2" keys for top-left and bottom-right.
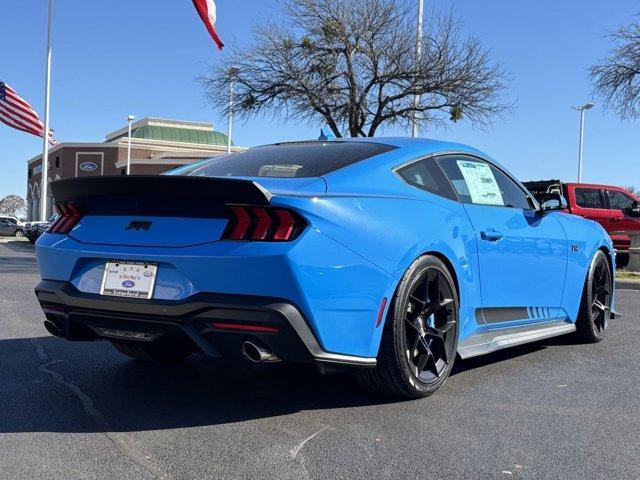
[{"x1": 241, "y1": 340, "x2": 280, "y2": 363}]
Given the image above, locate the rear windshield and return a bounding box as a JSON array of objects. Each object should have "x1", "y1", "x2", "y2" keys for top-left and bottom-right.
[{"x1": 178, "y1": 141, "x2": 396, "y2": 178}]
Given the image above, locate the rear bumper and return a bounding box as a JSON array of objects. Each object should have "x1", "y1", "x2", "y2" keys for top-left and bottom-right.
[{"x1": 35, "y1": 280, "x2": 376, "y2": 368}]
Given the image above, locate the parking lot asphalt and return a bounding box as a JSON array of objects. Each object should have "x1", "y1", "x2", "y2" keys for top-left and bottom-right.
[{"x1": 1, "y1": 239, "x2": 639, "y2": 479}]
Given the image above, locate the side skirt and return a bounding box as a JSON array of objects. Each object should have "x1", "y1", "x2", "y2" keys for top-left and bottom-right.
[{"x1": 457, "y1": 321, "x2": 576, "y2": 359}]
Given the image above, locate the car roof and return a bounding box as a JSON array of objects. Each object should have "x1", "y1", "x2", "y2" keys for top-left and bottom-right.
[
  {"x1": 269, "y1": 137, "x2": 486, "y2": 158},
  {"x1": 322, "y1": 136, "x2": 485, "y2": 156},
  {"x1": 320, "y1": 137, "x2": 506, "y2": 175},
  {"x1": 190, "y1": 137, "x2": 518, "y2": 193},
  {"x1": 301, "y1": 137, "x2": 532, "y2": 197}
]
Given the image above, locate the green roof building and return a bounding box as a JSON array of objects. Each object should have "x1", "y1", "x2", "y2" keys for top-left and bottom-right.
[
  {"x1": 27, "y1": 117, "x2": 244, "y2": 221},
  {"x1": 106, "y1": 117, "x2": 235, "y2": 148}
]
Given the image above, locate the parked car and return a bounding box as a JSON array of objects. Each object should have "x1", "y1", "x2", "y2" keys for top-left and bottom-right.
[
  {"x1": 0, "y1": 215, "x2": 24, "y2": 226},
  {"x1": 524, "y1": 180, "x2": 640, "y2": 268},
  {"x1": 25, "y1": 215, "x2": 58, "y2": 244},
  {"x1": 34, "y1": 139, "x2": 616, "y2": 398},
  {"x1": 0, "y1": 218, "x2": 25, "y2": 237}
]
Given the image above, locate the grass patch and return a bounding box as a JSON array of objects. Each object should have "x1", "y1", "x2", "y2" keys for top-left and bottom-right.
[{"x1": 617, "y1": 270, "x2": 640, "y2": 281}]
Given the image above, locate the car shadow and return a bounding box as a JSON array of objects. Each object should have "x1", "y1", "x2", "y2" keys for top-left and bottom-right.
[
  {"x1": 0, "y1": 336, "x2": 398, "y2": 434},
  {"x1": 1, "y1": 331, "x2": 578, "y2": 434}
]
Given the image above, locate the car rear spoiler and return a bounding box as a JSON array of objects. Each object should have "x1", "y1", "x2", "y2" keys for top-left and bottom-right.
[{"x1": 50, "y1": 176, "x2": 272, "y2": 217}]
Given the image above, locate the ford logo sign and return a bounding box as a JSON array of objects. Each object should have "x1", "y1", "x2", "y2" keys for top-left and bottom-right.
[
  {"x1": 79, "y1": 161, "x2": 98, "y2": 172},
  {"x1": 122, "y1": 280, "x2": 136, "y2": 288}
]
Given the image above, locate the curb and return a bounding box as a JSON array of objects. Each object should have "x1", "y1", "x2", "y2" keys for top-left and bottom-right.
[{"x1": 616, "y1": 280, "x2": 640, "y2": 291}]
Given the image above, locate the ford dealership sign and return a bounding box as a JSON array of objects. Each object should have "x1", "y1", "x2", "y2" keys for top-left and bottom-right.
[{"x1": 79, "y1": 161, "x2": 98, "y2": 172}]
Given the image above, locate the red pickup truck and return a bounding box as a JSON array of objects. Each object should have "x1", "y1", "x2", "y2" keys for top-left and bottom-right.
[{"x1": 524, "y1": 180, "x2": 640, "y2": 268}]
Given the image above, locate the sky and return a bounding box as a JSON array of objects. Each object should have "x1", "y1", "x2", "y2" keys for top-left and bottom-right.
[{"x1": 1, "y1": 0, "x2": 639, "y2": 199}]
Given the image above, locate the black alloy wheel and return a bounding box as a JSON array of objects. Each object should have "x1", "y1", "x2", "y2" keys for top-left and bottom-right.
[
  {"x1": 576, "y1": 250, "x2": 613, "y2": 343},
  {"x1": 356, "y1": 255, "x2": 459, "y2": 398},
  {"x1": 403, "y1": 268, "x2": 457, "y2": 384},
  {"x1": 590, "y1": 255, "x2": 612, "y2": 336}
]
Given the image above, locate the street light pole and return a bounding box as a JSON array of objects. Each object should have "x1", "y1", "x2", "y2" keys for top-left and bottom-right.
[
  {"x1": 126, "y1": 115, "x2": 135, "y2": 175},
  {"x1": 577, "y1": 109, "x2": 585, "y2": 182},
  {"x1": 227, "y1": 67, "x2": 239, "y2": 155},
  {"x1": 572, "y1": 102, "x2": 595, "y2": 183},
  {"x1": 411, "y1": 0, "x2": 425, "y2": 138}
]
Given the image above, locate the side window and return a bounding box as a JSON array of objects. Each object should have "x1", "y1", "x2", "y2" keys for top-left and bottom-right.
[
  {"x1": 488, "y1": 165, "x2": 531, "y2": 209},
  {"x1": 437, "y1": 156, "x2": 530, "y2": 209},
  {"x1": 607, "y1": 190, "x2": 635, "y2": 211},
  {"x1": 396, "y1": 158, "x2": 457, "y2": 201},
  {"x1": 575, "y1": 188, "x2": 604, "y2": 209}
]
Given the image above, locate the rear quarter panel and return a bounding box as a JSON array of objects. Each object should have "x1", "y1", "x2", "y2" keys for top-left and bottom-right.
[{"x1": 274, "y1": 166, "x2": 483, "y2": 345}]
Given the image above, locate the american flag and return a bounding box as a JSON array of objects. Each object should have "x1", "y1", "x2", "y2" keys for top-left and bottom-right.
[{"x1": 0, "y1": 81, "x2": 56, "y2": 145}]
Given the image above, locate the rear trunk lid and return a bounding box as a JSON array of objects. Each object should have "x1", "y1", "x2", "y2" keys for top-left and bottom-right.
[{"x1": 50, "y1": 176, "x2": 275, "y2": 247}]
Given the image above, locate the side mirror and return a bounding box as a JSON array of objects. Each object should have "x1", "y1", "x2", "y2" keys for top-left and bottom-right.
[
  {"x1": 539, "y1": 193, "x2": 567, "y2": 212},
  {"x1": 629, "y1": 200, "x2": 640, "y2": 217}
]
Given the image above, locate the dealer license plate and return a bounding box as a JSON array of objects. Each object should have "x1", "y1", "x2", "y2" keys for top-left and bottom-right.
[{"x1": 100, "y1": 261, "x2": 158, "y2": 299}]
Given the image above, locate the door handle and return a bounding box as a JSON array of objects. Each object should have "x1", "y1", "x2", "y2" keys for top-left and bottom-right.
[
  {"x1": 611, "y1": 218, "x2": 621, "y2": 223},
  {"x1": 480, "y1": 229, "x2": 504, "y2": 241}
]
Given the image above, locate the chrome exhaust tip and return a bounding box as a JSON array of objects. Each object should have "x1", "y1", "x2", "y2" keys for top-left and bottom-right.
[
  {"x1": 43, "y1": 319, "x2": 61, "y2": 337},
  {"x1": 241, "y1": 340, "x2": 280, "y2": 363}
]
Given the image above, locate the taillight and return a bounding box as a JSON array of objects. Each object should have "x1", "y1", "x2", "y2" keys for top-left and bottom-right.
[
  {"x1": 222, "y1": 206, "x2": 306, "y2": 241},
  {"x1": 228, "y1": 206, "x2": 251, "y2": 239},
  {"x1": 49, "y1": 202, "x2": 83, "y2": 234},
  {"x1": 251, "y1": 207, "x2": 271, "y2": 240}
]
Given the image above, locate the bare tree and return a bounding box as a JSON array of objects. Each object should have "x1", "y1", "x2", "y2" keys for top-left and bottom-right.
[
  {"x1": 0, "y1": 195, "x2": 27, "y2": 219},
  {"x1": 626, "y1": 185, "x2": 639, "y2": 196},
  {"x1": 201, "y1": 0, "x2": 510, "y2": 137},
  {"x1": 590, "y1": 19, "x2": 640, "y2": 119}
]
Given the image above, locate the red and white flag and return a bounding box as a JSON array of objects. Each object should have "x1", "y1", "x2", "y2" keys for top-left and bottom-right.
[
  {"x1": 192, "y1": 0, "x2": 224, "y2": 50},
  {"x1": 0, "y1": 81, "x2": 57, "y2": 145}
]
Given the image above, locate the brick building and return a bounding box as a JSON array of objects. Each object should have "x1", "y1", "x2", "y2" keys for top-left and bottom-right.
[{"x1": 26, "y1": 117, "x2": 244, "y2": 221}]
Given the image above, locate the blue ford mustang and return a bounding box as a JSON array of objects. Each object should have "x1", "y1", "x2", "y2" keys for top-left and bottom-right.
[{"x1": 35, "y1": 138, "x2": 617, "y2": 398}]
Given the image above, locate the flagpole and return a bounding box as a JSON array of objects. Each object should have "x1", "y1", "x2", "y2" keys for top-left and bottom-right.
[
  {"x1": 411, "y1": 0, "x2": 424, "y2": 138},
  {"x1": 40, "y1": 0, "x2": 53, "y2": 220}
]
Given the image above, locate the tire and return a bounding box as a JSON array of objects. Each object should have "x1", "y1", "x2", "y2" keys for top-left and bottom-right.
[
  {"x1": 575, "y1": 250, "x2": 613, "y2": 343},
  {"x1": 14, "y1": 229, "x2": 24, "y2": 238},
  {"x1": 356, "y1": 255, "x2": 459, "y2": 398},
  {"x1": 111, "y1": 342, "x2": 191, "y2": 362},
  {"x1": 616, "y1": 251, "x2": 629, "y2": 269}
]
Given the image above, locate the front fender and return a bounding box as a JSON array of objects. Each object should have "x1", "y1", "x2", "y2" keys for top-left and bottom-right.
[{"x1": 554, "y1": 213, "x2": 615, "y2": 320}]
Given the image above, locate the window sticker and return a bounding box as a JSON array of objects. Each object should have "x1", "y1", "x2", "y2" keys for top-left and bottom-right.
[{"x1": 456, "y1": 160, "x2": 504, "y2": 206}]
